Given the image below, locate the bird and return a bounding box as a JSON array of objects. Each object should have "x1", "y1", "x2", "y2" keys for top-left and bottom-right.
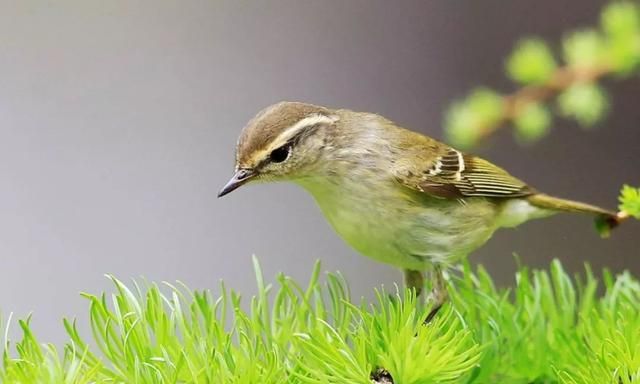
[{"x1": 218, "y1": 101, "x2": 626, "y2": 321}]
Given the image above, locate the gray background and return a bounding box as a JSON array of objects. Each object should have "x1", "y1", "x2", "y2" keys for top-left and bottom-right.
[{"x1": 1, "y1": 0, "x2": 638, "y2": 345}]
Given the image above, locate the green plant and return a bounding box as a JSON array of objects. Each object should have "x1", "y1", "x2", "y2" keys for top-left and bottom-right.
[
  {"x1": 1, "y1": 258, "x2": 639, "y2": 383},
  {"x1": 620, "y1": 185, "x2": 640, "y2": 219},
  {"x1": 445, "y1": 2, "x2": 640, "y2": 149}
]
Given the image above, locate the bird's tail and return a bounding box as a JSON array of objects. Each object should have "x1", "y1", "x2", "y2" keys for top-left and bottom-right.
[{"x1": 527, "y1": 193, "x2": 628, "y2": 238}]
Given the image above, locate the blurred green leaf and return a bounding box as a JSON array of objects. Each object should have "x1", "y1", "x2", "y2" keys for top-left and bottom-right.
[
  {"x1": 601, "y1": 2, "x2": 640, "y2": 74},
  {"x1": 557, "y1": 83, "x2": 608, "y2": 127},
  {"x1": 446, "y1": 102, "x2": 481, "y2": 149},
  {"x1": 445, "y1": 88, "x2": 504, "y2": 148},
  {"x1": 601, "y1": 2, "x2": 639, "y2": 38},
  {"x1": 467, "y1": 88, "x2": 504, "y2": 122},
  {"x1": 507, "y1": 39, "x2": 557, "y2": 84},
  {"x1": 619, "y1": 185, "x2": 640, "y2": 219},
  {"x1": 563, "y1": 30, "x2": 606, "y2": 68},
  {"x1": 514, "y1": 103, "x2": 551, "y2": 144}
]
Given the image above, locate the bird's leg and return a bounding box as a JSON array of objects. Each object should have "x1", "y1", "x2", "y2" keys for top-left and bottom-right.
[
  {"x1": 403, "y1": 269, "x2": 424, "y2": 297},
  {"x1": 423, "y1": 265, "x2": 448, "y2": 324}
]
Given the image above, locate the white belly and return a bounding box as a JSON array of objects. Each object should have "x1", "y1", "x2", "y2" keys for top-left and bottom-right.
[{"x1": 297, "y1": 177, "x2": 499, "y2": 270}]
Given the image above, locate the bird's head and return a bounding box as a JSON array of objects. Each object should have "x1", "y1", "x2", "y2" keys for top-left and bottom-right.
[{"x1": 218, "y1": 101, "x2": 341, "y2": 197}]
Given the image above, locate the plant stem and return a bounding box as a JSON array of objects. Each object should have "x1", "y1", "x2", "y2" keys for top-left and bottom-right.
[{"x1": 477, "y1": 63, "x2": 612, "y2": 141}]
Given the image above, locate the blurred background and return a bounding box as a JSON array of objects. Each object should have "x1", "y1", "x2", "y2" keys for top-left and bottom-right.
[{"x1": 1, "y1": 0, "x2": 638, "y2": 345}]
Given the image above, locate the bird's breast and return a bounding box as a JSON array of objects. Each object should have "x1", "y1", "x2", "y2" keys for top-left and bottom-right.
[
  {"x1": 298, "y1": 175, "x2": 411, "y2": 266},
  {"x1": 296, "y1": 174, "x2": 498, "y2": 270}
]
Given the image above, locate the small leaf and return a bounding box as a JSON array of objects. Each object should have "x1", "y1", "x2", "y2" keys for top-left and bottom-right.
[
  {"x1": 557, "y1": 83, "x2": 608, "y2": 127},
  {"x1": 507, "y1": 39, "x2": 557, "y2": 84},
  {"x1": 601, "y1": 2, "x2": 639, "y2": 38},
  {"x1": 445, "y1": 88, "x2": 504, "y2": 149},
  {"x1": 562, "y1": 30, "x2": 606, "y2": 68},
  {"x1": 619, "y1": 185, "x2": 640, "y2": 219},
  {"x1": 514, "y1": 103, "x2": 551, "y2": 144},
  {"x1": 594, "y1": 215, "x2": 612, "y2": 238},
  {"x1": 446, "y1": 101, "x2": 481, "y2": 149},
  {"x1": 601, "y1": 2, "x2": 640, "y2": 74},
  {"x1": 467, "y1": 88, "x2": 504, "y2": 124}
]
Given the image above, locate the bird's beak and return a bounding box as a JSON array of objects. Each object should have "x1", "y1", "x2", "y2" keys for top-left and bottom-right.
[{"x1": 218, "y1": 168, "x2": 256, "y2": 198}]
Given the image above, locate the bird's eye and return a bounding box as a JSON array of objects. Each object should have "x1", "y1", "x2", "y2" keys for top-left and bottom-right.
[{"x1": 269, "y1": 144, "x2": 291, "y2": 163}]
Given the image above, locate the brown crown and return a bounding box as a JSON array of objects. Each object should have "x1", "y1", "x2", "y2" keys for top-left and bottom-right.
[{"x1": 236, "y1": 101, "x2": 331, "y2": 167}]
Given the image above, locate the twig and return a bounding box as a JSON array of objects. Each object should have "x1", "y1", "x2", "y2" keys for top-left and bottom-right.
[{"x1": 475, "y1": 63, "x2": 612, "y2": 142}]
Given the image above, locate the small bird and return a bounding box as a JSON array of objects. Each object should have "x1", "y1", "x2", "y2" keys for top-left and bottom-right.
[{"x1": 219, "y1": 101, "x2": 626, "y2": 321}]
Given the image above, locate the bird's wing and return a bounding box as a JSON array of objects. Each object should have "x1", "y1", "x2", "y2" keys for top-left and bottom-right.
[{"x1": 393, "y1": 146, "x2": 535, "y2": 199}]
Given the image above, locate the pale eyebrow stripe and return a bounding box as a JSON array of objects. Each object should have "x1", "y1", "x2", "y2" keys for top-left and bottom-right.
[
  {"x1": 276, "y1": 113, "x2": 339, "y2": 145},
  {"x1": 248, "y1": 113, "x2": 339, "y2": 167}
]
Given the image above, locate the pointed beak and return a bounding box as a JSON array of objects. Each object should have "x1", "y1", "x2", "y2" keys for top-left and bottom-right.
[{"x1": 218, "y1": 168, "x2": 256, "y2": 198}]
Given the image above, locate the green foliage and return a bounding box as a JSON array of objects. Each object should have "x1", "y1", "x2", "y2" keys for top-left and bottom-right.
[
  {"x1": 445, "y1": 89, "x2": 504, "y2": 148},
  {"x1": 601, "y1": 2, "x2": 640, "y2": 73},
  {"x1": 1, "y1": 315, "x2": 101, "y2": 383},
  {"x1": 556, "y1": 271, "x2": 640, "y2": 384},
  {"x1": 506, "y1": 39, "x2": 557, "y2": 84},
  {"x1": 444, "y1": 1, "x2": 640, "y2": 149},
  {"x1": 557, "y1": 83, "x2": 609, "y2": 127},
  {"x1": 619, "y1": 185, "x2": 640, "y2": 219},
  {"x1": 562, "y1": 30, "x2": 607, "y2": 68},
  {"x1": 514, "y1": 102, "x2": 551, "y2": 143},
  {"x1": 2, "y1": 259, "x2": 639, "y2": 383}
]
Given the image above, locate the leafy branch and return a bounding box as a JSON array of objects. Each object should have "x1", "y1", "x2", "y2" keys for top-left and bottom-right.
[{"x1": 445, "y1": 2, "x2": 640, "y2": 148}]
